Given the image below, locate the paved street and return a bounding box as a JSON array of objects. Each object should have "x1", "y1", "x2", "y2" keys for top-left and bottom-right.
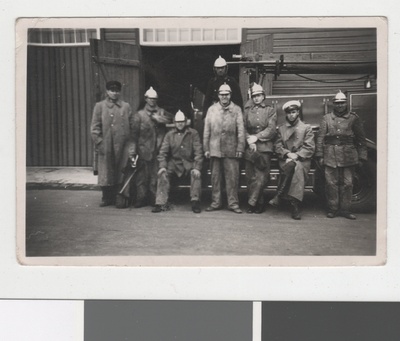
[{"x1": 24, "y1": 189, "x2": 377, "y2": 259}]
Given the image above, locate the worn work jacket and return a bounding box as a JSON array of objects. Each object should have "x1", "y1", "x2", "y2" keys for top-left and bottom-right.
[
  {"x1": 315, "y1": 111, "x2": 367, "y2": 168},
  {"x1": 132, "y1": 105, "x2": 173, "y2": 162},
  {"x1": 203, "y1": 102, "x2": 245, "y2": 158},
  {"x1": 203, "y1": 76, "x2": 244, "y2": 116},
  {"x1": 158, "y1": 127, "x2": 204, "y2": 177},
  {"x1": 243, "y1": 101, "x2": 277, "y2": 153},
  {"x1": 90, "y1": 97, "x2": 134, "y2": 186}
]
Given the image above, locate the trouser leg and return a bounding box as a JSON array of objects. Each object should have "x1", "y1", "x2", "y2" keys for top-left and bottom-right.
[
  {"x1": 155, "y1": 170, "x2": 171, "y2": 206},
  {"x1": 246, "y1": 160, "x2": 258, "y2": 206},
  {"x1": 135, "y1": 160, "x2": 150, "y2": 206},
  {"x1": 223, "y1": 157, "x2": 240, "y2": 210},
  {"x1": 148, "y1": 159, "x2": 159, "y2": 206},
  {"x1": 190, "y1": 171, "x2": 201, "y2": 202},
  {"x1": 339, "y1": 166, "x2": 355, "y2": 212},
  {"x1": 210, "y1": 157, "x2": 222, "y2": 208},
  {"x1": 325, "y1": 165, "x2": 340, "y2": 212}
]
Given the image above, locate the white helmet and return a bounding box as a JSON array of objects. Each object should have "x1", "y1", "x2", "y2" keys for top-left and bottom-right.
[
  {"x1": 145, "y1": 86, "x2": 158, "y2": 99},
  {"x1": 282, "y1": 100, "x2": 301, "y2": 112},
  {"x1": 218, "y1": 83, "x2": 232, "y2": 94},
  {"x1": 333, "y1": 90, "x2": 347, "y2": 102},
  {"x1": 214, "y1": 55, "x2": 227, "y2": 67},
  {"x1": 251, "y1": 83, "x2": 265, "y2": 96},
  {"x1": 174, "y1": 110, "x2": 186, "y2": 122}
]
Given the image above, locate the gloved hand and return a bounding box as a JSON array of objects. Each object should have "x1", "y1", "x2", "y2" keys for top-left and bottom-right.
[
  {"x1": 287, "y1": 152, "x2": 298, "y2": 161},
  {"x1": 236, "y1": 151, "x2": 243, "y2": 158},
  {"x1": 247, "y1": 135, "x2": 258, "y2": 145},
  {"x1": 249, "y1": 143, "x2": 257, "y2": 152},
  {"x1": 204, "y1": 151, "x2": 210, "y2": 159},
  {"x1": 318, "y1": 157, "x2": 324, "y2": 166},
  {"x1": 191, "y1": 169, "x2": 201, "y2": 179},
  {"x1": 157, "y1": 168, "x2": 167, "y2": 176}
]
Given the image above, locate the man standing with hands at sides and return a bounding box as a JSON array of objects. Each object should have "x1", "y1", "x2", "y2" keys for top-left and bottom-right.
[
  {"x1": 131, "y1": 86, "x2": 173, "y2": 208},
  {"x1": 316, "y1": 90, "x2": 367, "y2": 220},
  {"x1": 91, "y1": 80, "x2": 135, "y2": 208},
  {"x1": 244, "y1": 83, "x2": 277, "y2": 214},
  {"x1": 203, "y1": 55, "x2": 243, "y2": 118},
  {"x1": 269, "y1": 100, "x2": 315, "y2": 220},
  {"x1": 152, "y1": 110, "x2": 204, "y2": 213},
  {"x1": 203, "y1": 83, "x2": 245, "y2": 214}
]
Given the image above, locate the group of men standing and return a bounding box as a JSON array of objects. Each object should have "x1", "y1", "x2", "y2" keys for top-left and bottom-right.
[{"x1": 91, "y1": 56, "x2": 367, "y2": 220}]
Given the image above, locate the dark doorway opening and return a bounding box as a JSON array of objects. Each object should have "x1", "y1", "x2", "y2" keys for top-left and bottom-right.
[{"x1": 141, "y1": 44, "x2": 240, "y2": 118}]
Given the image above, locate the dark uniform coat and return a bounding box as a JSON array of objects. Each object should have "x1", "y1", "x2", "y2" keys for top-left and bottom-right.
[
  {"x1": 158, "y1": 127, "x2": 204, "y2": 177},
  {"x1": 90, "y1": 97, "x2": 134, "y2": 186},
  {"x1": 274, "y1": 119, "x2": 315, "y2": 201},
  {"x1": 315, "y1": 111, "x2": 367, "y2": 167},
  {"x1": 243, "y1": 100, "x2": 277, "y2": 152},
  {"x1": 131, "y1": 105, "x2": 173, "y2": 161},
  {"x1": 203, "y1": 76, "x2": 243, "y2": 116}
]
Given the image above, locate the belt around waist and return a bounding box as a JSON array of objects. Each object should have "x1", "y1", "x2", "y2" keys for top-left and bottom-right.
[{"x1": 324, "y1": 135, "x2": 354, "y2": 145}]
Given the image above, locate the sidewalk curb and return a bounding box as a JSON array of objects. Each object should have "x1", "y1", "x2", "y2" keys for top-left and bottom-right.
[{"x1": 26, "y1": 183, "x2": 100, "y2": 190}]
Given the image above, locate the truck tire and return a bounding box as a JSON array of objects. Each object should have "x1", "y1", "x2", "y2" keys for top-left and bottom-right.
[
  {"x1": 313, "y1": 159, "x2": 377, "y2": 213},
  {"x1": 351, "y1": 158, "x2": 377, "y2": 213}
]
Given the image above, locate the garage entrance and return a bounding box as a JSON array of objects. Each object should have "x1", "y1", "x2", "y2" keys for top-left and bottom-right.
[{"x1": 141, "y1": 44, "x2": 241, "y2": 117}]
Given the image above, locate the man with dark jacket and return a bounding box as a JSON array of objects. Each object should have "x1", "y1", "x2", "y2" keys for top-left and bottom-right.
[
  {"x1": 90, "y1": 80, "x2": 135, "y2": 207},
  {"x1": 316, "y1": 90, "x2": 367, "y2": 219},
  {"x1": 152, "y1": 110, "x2": 204, "y2": 213},
  {"x1": 244, "y1": 83, "x2": 277, "y2": 213},
  {"x1": 269, "y1": 100, "x2": 315, "y2": 220},
  {"x1": 203, "y1": 56, "x2": 243, "y2": 117},
  {"x1": 131, "y1": 87, "x2": 173, "y2": 208}
]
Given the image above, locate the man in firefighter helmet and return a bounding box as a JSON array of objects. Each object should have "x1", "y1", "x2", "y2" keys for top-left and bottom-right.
[
  {"x1": 152, "y1": 110, "x2": 204, "y2": 213},
  {"x1": 203, "y1": 55, "x2": 243, "y2": 118},
  {"x1": 316, "y1": 90, "x2": 367, "y2": 219},
  {"x1": 203, "y1": 83, "x2": 245, "y2": 214},
  {"x1": 243, "y1": 83, "x2": 277, "y2": 213},
  {"x1": 131, "y1": 86, "x2": 173, "y2": 208},
  {"x1": 269, "y1": 100, "x2": 315, "y2": 220}
]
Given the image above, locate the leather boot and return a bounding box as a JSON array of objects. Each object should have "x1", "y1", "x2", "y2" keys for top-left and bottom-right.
[
  {"x1": 268, "y1": 174, "x2": 290, "y2": 207},
  {"x1": 191, "y1": 200, "x2": 201, "y2": 213},
  {"x1": 100, "y1": 187, "x2": 114, "y2": 207},
  {"x1": 289, "y1": 198, "x2": 301, "y2": 220}
]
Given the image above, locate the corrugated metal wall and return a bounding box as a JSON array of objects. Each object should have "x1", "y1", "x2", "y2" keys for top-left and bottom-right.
[
  {"x1": 27, "y1": 46, "x2": 93, "y2": 166},
  {"x1": 244, "y1": 28, "x2": 377, "y2": 95}
]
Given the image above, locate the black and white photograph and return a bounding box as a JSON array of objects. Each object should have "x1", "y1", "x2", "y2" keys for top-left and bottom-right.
[{"x1": 16, "y1": 17, "x2": 387, "y2": 266}]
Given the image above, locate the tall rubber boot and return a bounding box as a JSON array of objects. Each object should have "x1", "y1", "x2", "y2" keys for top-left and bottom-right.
[
  {"x1": 268, "y1": 174, "x2": 290, "y2": 207},
  {"x1": 289, "y1": 197, "x2": 301, "y2": 220},
  {"x1": 100, "y1": 186, "x2": 114, "y2": 207}
]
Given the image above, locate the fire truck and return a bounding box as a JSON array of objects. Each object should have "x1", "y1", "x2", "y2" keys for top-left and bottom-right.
[{"x1": 191, "y1": 54, "x2": 377, "y2": 213}]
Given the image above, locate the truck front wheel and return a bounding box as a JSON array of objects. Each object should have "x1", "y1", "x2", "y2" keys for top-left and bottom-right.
[{"x1": 313, "y1": 158, "x2": 377, "y2": 213}]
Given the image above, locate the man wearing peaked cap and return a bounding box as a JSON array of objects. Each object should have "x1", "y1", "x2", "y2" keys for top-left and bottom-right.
[
  {"x1": 243, "y1": 83, "x2": 277, "y2": 214},
  {"x1": 203, "y1": 55, "x2": 243, "y2": 118},
  {"x1": 316, "y1": 90, "x2": 367, "y2": 220},
  {"x1": 131, "y1": 86, "x2": 173, "y2": 208},
  {"x1": 203, "y1": 83, "x2": 245, "y2": 214},
  {"x1": 91, "y1": 80, "x2": 135, "y2": 208},
  {"x1": 106, "y1": 80, "x2": 122, "y2": 91},
  {"x1": 152, "y1": 110, "x2": 204, "y2": 213},
  {"x1": 282, "y1": 100, "x2": 302, "y2": 113},
  {"x1": 269, "y1": 99, "x2": 315, "y2": 220}
]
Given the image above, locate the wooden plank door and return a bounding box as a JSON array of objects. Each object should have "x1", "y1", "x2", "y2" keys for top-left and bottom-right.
[
  {"x1": 239, "y1": 32, "x2": 274, "y2": 101},
  {"x1": 90, "y1": 38, "x2": 144, "y2": 112}
]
